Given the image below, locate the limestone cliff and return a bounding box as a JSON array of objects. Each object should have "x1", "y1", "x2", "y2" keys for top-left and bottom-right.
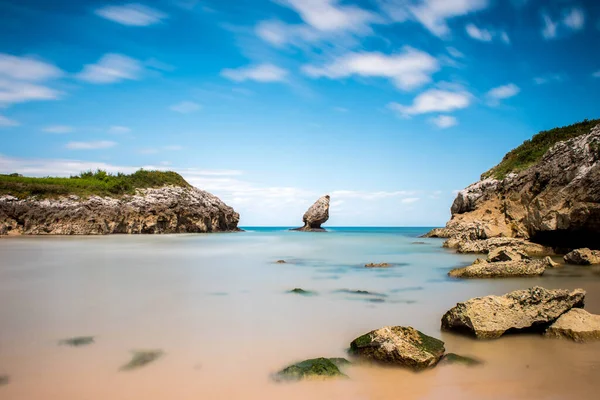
[
  {"x1": 429, "y1": 122, "x2": 600, "y2": 250},
  {"x1": 0, "y1": 186, "x2": 240, "y2": 235}
]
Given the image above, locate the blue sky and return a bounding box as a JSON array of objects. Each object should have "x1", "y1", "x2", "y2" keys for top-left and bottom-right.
[{"x1": 1, "y1": 0, "x2": 599, "y2": 226}]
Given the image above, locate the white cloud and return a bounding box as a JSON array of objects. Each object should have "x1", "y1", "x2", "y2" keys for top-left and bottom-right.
[
  {"x1": 446, "y1": 47, "x2": 464, "y2": 58},
  {"x1": 465, "y1": 23, "x2": 492, "y2": 41},
  {"x1": 429, "y1": 114, "x2": 457, "y2": 128},
  {"x1": 401, "y1": 197, "x2": 420, "y2": 204},
  {"x1": 0, "y1": 115, "x2": 19, "y2": 127},
  {"x1": 563, "y1": 7, "x2": 585, "y2": 31},
  {"x1": 501, "y1": 31, "x2": 510, "y2": 44},
  {"x1": 333, "y1": 107, "x2": 348, "y2": 112},
  {"x1": 0, "y1": 53, "x2": 63, "y2": 81},
  {"x1": 593, "y1": 71, "x2": 600, "y2": 78},
  {"x1": 221, "y1": 64, "x2": 288, "y2": 83},
  {"x1": 43, "y1": 125, "x2": 74, "y2": 133},
  {"x1": 95, "y1": 3, "x2": 167, "y2": 26},
  {"x1": 165, "y1": 145, "x2": 183, "y2": 151},
  {"x1": 302, "y1": 46, "x2": 439, "y2": 91},
  {"x1": 77, "y1": 54, "x2": 142, "y2": 84},
  {"x1": 66, "y1": 141, "x2": 116, "y2": 150},
  {"x1": 389, "y1": 88, "x2": 471, "y2": 116},
  {"x1": 330, "y1": 190, "x2": 415, "y2": 200},
  {"x1": 486, "y1": 83, "x2": 520, "y2": 103},
  {"x1": 380, "y1": 0, "x2": 490, "y2": 37},
  {"x1": 542, "y1": 13, "x2": 558, "y2": 39},
  {"x1": 108, "y1": 126, "x2": 131, "y2": 134},
  {"x1": 533, "y1": 74, "x2": 563, "y2": 85},
  {"x1": 170, "y1": 101, "x2": 201, "y2": 113},
  {"x1": 0, "y1": 79, "x2": 61, "y2": 106}
]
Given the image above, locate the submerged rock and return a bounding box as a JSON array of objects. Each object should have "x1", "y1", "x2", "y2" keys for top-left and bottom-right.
[
  {"x1": 274, "y1": 357, "x2": 348, "y2": 381},
  {"x1": 448, "y1": 258, "x2": 550, "y2": 278},
  {"x1": 275, "y1": 260, "x2": 287, "y2": 264},
  {"x1": 336, "y1": 289, "x2": 386, "y2": 297},
  {"x1": 349, "y1": 326, "x2": 445, "y2": 370},
  {"x1": 564, "y1": 248, "x2": 600, "y2": 265},
  {"x1": 365, "y1": 263, "x2": 392, "y2": 268},
  {"x1": 59, "y1": 336, "x2": 95, "y2": 347},
  {"x1": 291, "y1": 195, "x2": 330, "y2": 232},
  {"x1": 0, "y1": 375, "x2": 9, "y2": 386},
  {"x1": 288, "y1": 288, "x2": 316, "y2": 296},
  {"x1": 544, "y1": 256, "x2": 561, "y2": 268},
  {"x1": 120, "y1": 350, "x2": 164, "y2": 371},
  {"x1": 441, "y1": 287, "x2": 585, "y2": 339},
  {"x1": 545, "y1": 308, "x2": 600, "y2": 343},
  {"x1": 439, "y1": 353, "x2": 483, "y2": 366}
]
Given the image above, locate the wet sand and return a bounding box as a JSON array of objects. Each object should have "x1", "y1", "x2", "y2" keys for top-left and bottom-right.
[{"x1": 1, "y1": 229, "x2": 599, "y2": 399}]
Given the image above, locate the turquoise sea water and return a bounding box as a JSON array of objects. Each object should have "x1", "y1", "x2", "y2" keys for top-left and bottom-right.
[{"x1": 1, "y1": 228, "x2": 600, "y2": 399}]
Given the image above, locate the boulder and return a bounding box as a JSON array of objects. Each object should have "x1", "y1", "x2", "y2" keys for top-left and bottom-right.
[
  {"x1": 274, "y1": 357, "x2": 348, "y2": 381},
  {"x1": 349, "y1": 326, "x2": 445, "y2": 370},
  {"x1": 365, "y1": 262, "x2": 391, "y2": 268},
  {"x1": 487, "y1": 247, "x2": 529, "y2": 262},
  {"x1": 448, "y1": 258, "x2": 551, "y2": 278},
  {"x1": 545, "y1": 309, "x2": 600, "y2": 342},
  {"x1": 441, "y1": 287, "x2": 585, "y2": 339},
  {"x1": 292, "y1": 195, "x2": 330, "y2": 232},
  {"x1": 564, "y1": 248, "x2": 600, "y2": 265},
  {"x1": 446, "y1": 237, "x2": 553, "y2": 256}
]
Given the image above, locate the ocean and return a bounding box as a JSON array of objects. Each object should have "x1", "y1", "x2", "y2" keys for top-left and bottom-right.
[{"x1": 1, "y1": 227, "x2": 599, "y2": 399}]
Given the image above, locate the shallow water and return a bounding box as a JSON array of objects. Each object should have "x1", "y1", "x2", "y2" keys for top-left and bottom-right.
[{"x1": 1, "y1": 227, "x2": 599, "y2": 400}]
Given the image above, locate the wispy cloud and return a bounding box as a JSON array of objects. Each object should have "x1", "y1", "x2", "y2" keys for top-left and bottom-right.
[
  {"x1": 66, "y1": 141, "x2": 116, "y2": 150},
  {"x1": 43, "y1": 125, "x2": 74, "y2": 133},
  {"x1": 593, "y1": 71, "x2": 600, "y2": 78},
  {"x1": 446, "y1": 47, "x2": 464, "y2": 58},
  {"x1": 0, "y1": 115, "x2": 19, "y2": 127},
  {"x1": 542, "y1": 13, "x2": 558, "y2": 39},
  {"x1": 107, "y1": 126, "x2": 131, "y2": 134},
  {"x1": 389, "y1": 88, "x2": 471, "y2": 116},
  {"x1": 164, "y1": 145, "x2": 183, "y2": 151},
  {"x1": 330, "y1": 190, "x2": 415, "y2": 201},
  {"x1": 95, "y1": 3, "x2": 167, "y2": 26},
  {"x1": 77, "y1": 54, "x2": 142, "y2": 84},
  {"x1": 465, "y1": 24, "x2": 509, "y2": 43},
  {"x1": 221, "y1": 64, "x2": 288, "y2": 83},
  {"x1": 563, "y1": 7, "x2": 585, "y2": 31},
  {"x1": 0, "y1": 79, "x2": 61, "y2": 106},
  {"x1": 542, "y1": 7, "x2": 585, "y2": 40},
  {"x1": 534, "y1": 74, "x2": 563, "y2": 85},
  {"x1": 401, "y1": 197, "x2": 420, "y2": 204},
  {"x1": 486, "y1": 83, "x2": 520, "y2": 105},
  {"x1": 170, "y1": 101, "x2": 201, "y2": 113},
  {"x1": 429, "y1": 115, "x2": 458, "y2": 129},
  {"x1": 302, "y1": 46, "x2": 439, "y2": 91}
]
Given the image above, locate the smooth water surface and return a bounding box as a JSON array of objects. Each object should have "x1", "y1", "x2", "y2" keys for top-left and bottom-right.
[{"x1": 1, "y1": 227, "x2": 600, "y2": 399}]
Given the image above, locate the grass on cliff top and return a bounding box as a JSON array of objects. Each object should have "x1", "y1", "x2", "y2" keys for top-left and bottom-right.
[
  {"x1": 0, "y1": 169, "x2": 190, "y2": 199},
  {"x1": 482, "y1": 118, "x2": 600, "y2": 180}
]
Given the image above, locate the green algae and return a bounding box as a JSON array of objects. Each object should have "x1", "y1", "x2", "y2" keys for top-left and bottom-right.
[
  {"x1": 440, "y1": 353, "x2": 483, "y2": 366},
  {"x1": 417, "y1": 331, "x2": 445, "y2": 355},
  {"x1": 274, "y1": 357, "x2": 348, "y2": 381},
  {"x1": 120, "y1": 350, "x2": 164, "y2": 371},
  {"x1": 59, "y1": 336, "x2": 95, "y2": 347}
]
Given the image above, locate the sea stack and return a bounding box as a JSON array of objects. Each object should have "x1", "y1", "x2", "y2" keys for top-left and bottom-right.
[{"x1": 292, "y1": 195, "x2": 330, "y2": 232}]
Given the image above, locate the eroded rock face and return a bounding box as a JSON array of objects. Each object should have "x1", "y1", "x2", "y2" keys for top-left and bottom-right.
[
  {"x1": 441, "y1": 287, "x2": 585, "y2": 339},
  {"x1": 487, "y1": 247, "x2": 530, "y2": 262},
  {"x1": 292, "y1": 195, "x2": 330, "y2": 232},
  {"x1": 448, "y1": 258, "x2": 550, "y2": 278},
  {"x1": 545, "y1": 308, "x2": 600, "y2": 342},
  {"x1": 428, "y1": 124, "x2": 600, "y2": 250},
  {"x1": 0, "y1": 186, "x2": 240, "y2": 235},
  {"x1": 564, "y1": 248, "x2": 600, "y2": 265},
  {"x1": 349, "y1": 326, "x2": 445, "y2": 370}
]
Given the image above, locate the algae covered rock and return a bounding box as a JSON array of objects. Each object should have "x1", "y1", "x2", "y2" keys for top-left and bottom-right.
[
  {"x1": 545, "y1": 308, "x2": 600, "y2": 343},
  {"x1": 288, "y1": 288, "x2": 316, "y2": 296},
  {"x1": 349, "y1": 326, "x2": 445, "y2": 370},
  {"x1": 441, "y1": 287, "x2": 585, "y2": 339},
  {"x1": 274, "y1": 357, "x2": 348, "y2": 381},
  {"x1": 120, "y1": 350, "x2": 164, "y2": 371},
  {"x1": 439, "y1": 353, "x2": 483, "y2": 366},
  {"x1": 564, "y1": 248, "x2": 600, "y2": 265},
  {"x1": 59, "y1": 336, "x2": 95, "y2": 347}
]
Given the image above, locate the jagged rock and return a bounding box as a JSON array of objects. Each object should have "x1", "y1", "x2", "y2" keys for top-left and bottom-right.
[
  {"x1": 292, "y1": 195, "x2": 330, "y2": 232},
  {"x1": 445, "y1": 237, "x2": 553, "y2": 256},
  {"x1": 564, "y1": 248, "x2": 600, "y2": 265},
  {"x1": 0, "y1": 186, "x2": 240, "y2": 235},
  {"x1": 274, "y1": 357, "x2": 348, "y2": 381},
  {"x1": 441, "y1": 287, "x2": 585, "y2": 339},
  {"x1": 545, "y1": 308, "x2": 600, "y2": 342},
  {"x1": 428, "y1": 123, "x2": 600, "y2": 250},
  {"x1": 365, "y1": 262, "x2": 391, "y2": 268},
  {"x1": 349, "y1": 326, "x2": 445, "y2": 370},
  {"x1": 487, "y1": 247, "x2": 530, "y2": 262},
  {"x1": 448, "y1": 258, "x2": 550, "y2": 278}
]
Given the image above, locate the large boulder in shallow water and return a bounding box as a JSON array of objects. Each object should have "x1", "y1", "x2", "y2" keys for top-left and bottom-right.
[
  {"x1": 564, "y1": 248, "x2": 600, "y2": 265},
  {"x1": 349, "y1": 326, "x2": 445, "y2": 370},
  {"x1": 441, "y1": 287, "x2": 585, "y2": 339},
  {"x1": 545, "y1": 309, "x2": 600, "y2": 342},
  {"x1": 292, "y1": 195, "x2": 330, "y2": 232}
]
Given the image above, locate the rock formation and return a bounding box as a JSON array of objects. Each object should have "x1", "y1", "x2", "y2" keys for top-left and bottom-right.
[
  {"x1": 448, "y1": 257, "x2": 552, "y2": 278},
  {"x1": 441, "y1": 287, "x2": 585, "y2": 339},
  {"x1": 292, "y1": 195, "x2": 330, "y2": 232},
  {"x1": 349, "y1": 326, "x2": 445, "y2": 370},
  {"x1": 544, "y1": 309, "x2": 600, "y2": 342},
  {"x1": 0, "y1": 186, "x2": 240, "y2": 235},
  {"x1": 274, "y1": 357, "x2": 349, "y2": 381},
  {"x1": 564, "y1": 248, "x2": 600, "y2": 265},
  {"x1": 427, "y1": 123, "x2": 600, "y2": 252}
]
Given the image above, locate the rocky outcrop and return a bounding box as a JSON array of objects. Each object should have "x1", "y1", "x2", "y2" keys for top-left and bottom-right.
[
  {"x1": 443, "y1": 237, "x2": 553, "y2": 256},
  {"x1": 487, "y1": 247, "x2": 529, "y2": 262},
  {"x1": 448, "y1": 257, "x2": 551, "y2": 278},
  {"x1": 545, "y1": 309, "x2": 600, "y2": 342},
  {"x1": 441, "y1": 287, "x2": 585, "y2": 339},
  {"x1": 349, "y1": 326, "x2": 445, "y2": 370},
  {"x1": 429, "y1": 123, "x2": 600, "y2": 251},
  {"x1": 274, "y1": 357, "x2": 349, "y2": 381},
  {"x1": 0, "y1": 186, "x2": 240, "y2": 235},
  {"x1": 292, "y1": 195, "x2": 330, "y2": 232},
  {"x1": 564, "y1": 248, "x2": 600, "y2": 265}
]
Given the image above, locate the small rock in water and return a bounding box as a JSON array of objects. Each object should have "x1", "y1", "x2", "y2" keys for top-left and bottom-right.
[
  {"x1": 59, "y1": 336, "x2": 95, "y2": 347},
  {"x1": 439, "y1": 353, "x2": 483, "y2": 366},
  {"x1": 564, "y1": 248, "x2": 600, "y2": 265},
  {"x1": 288, "y1": 288, "x2": 316, "y2": 296},
  {"x1": 336, "y1": 289, "x2": 387, "y2": 297},
  {"x1": 365, "y1": 263, "x2": 392, "y2": 268},
  {"x1": 349, "y1": 326, "x2": 445, "y2": 371},
  {"x1": 545, "y1": 309, "x2": 600, "y2": 343},
  {"x1": 411, "y1": 241, "x2": 427, "y2": 245},
  {"x1": 274, "y1": 357, "x2": 349, "y2": 381},
  {"x1": 448, "y1": 258, "x2": 551, "y2": 278},
  {"x1": 275, "y1": 260, "x2": 287, "y2": 264},
  {"x1": 0, "y1": 375, "x2": 9, "y2": 386},
  {"x1": 120, "y1": 350, "x2": 164, "y2": 371}
]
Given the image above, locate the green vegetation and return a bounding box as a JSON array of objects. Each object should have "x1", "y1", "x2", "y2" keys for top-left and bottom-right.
[
  {"x1": 482, "y1": 118, "x2": 600, "y2": 180},
  {"x1": 0, "y1": 169, "x2": 190, "y2": 199}
]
